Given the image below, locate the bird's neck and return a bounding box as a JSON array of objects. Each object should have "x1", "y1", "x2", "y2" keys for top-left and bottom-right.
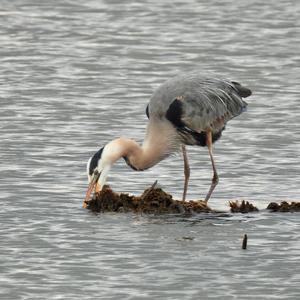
[{"x1": 107, "y1": 120, "x2": 179, "y2": 171}]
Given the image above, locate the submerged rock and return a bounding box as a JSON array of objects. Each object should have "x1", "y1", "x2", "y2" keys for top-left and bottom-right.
[{"x1": 84, "y1": 185, "x2": 211, "y2": 214}]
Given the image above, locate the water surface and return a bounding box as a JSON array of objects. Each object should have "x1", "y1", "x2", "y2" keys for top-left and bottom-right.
[{"x1": 0, "y1": 0, "x2": 299, "y2": 299}]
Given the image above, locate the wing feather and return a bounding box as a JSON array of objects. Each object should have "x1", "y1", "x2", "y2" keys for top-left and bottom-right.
[{"x1": 149, "y1": 73, "x2": 251, "y2": 133}]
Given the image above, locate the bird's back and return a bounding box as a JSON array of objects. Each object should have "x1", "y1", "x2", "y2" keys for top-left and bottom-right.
[{"x1": 148, "y1": 73, "x2": 251, "y2": 135}]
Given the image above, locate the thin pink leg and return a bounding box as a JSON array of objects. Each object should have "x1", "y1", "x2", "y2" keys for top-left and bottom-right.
[
  {"x1": 204, "y1": 131, "x2": 219, "y2": 203},
  {"x1": 182, "y1": 145, "x2": 190, "y2": 202}
]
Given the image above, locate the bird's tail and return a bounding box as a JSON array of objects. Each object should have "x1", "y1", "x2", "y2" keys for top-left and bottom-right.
[{"x1": 231, "y1": 81, "x2": 252, "y2": 98}]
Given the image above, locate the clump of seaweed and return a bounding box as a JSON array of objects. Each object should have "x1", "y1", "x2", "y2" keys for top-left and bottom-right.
[
  {"x1": 229, "y1": 200, "x2": 259, "y2": 213},
  {"x1": 84, "y1": 184, "x2": 211, "y2": 214},
  {"x1": 83, "y1": 185, "x2": 300, "y2": 214},
  {"x1": 267, "y1": 201, "x2": 300, "y2": 212}
]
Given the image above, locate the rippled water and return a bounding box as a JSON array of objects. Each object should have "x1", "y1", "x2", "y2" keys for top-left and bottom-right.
[{"x1": 1, "y1": 0, "x2": 299, "y2": 299}]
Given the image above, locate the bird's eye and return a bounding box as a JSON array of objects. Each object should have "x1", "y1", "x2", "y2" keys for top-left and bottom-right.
[{"x1": 94, "y1": 169, "x2": 99, "y2": 176}]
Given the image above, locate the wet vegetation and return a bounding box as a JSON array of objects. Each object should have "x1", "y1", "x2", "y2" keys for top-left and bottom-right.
[
  {"x1": 83, "y1": 185, "x2": 300, "y2": 214},
  {"x1": 229, "y1": 200, "x2": 259, "y2": 213},
  {"x1": 267, "y1": 201, "x2": 300, "y2": 212},
  {"x1": 83, "y1": 185, "x2": 211, "y2": 214}
]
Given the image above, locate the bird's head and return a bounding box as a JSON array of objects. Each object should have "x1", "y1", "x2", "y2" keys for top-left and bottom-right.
[
  {"x1": 84, "y1": 138, "x2": 138, "y2": 204},
  {"x1": 84, "y1": 146, "x2": 111, "y2": 203}
]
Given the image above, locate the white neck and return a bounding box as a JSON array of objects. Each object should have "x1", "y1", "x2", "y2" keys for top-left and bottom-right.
[{"x1": 103, "y1": 119, "x2": 180, "y2": 171}]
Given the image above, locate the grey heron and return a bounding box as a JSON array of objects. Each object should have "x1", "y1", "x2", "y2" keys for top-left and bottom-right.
[{"x1": 84, "y1": 73, "x2": 252, "y2": 204}]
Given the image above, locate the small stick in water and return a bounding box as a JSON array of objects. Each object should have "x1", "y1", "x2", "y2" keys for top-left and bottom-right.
[
  {"x1": 138, "y1": 180, "x2": 158, "y2": 214},
  {"x1": 242, "y1": 234, "x2": 248, "y2": 249},
  {"x1": 141, "y1": 180, "x2": 158, "y2": 200}
]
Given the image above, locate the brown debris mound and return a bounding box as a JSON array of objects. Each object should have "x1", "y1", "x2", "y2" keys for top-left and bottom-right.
[
  {"x1": 229, "y1": 200, "x2": 259, "y2": 213},
  {"x1": 83, "y1": 185, "x2": 300, "y2": 214},
  {"x1": 84, "y1": 186, "x2": 211, "y2": 214},
  {"x1": 267, "y1": 201, "x2": 300, "y2": 212}
]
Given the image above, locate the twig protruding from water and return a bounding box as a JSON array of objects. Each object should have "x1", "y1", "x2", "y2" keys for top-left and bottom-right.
[{"x1": 242, "y1": 234, "x2": 248, "y2": 250}]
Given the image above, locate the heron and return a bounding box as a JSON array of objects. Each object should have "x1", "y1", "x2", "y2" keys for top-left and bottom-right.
[{"x1": 84, "y1": 72, "x2": 252, "y2": 205}]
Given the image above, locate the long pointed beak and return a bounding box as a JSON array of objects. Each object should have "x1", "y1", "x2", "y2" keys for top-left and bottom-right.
[{"x1": 84, "y1": 170, "x2": 101, "y2": 204}]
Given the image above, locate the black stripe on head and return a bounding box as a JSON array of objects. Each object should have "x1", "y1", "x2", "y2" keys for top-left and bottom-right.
[
  {"x1": 89, "y1": 147, "x2": 104, "y2": 176},
  {"x1": 145, "y1": 104, "x2": 150, "y2": 119}
]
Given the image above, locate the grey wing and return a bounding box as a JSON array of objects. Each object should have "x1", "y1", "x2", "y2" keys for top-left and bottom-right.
[
  {"x1": 149, "y1": 74, "x2": 251, "y2": 132},
  {"x1": 180, "y1": 79, "x2": 251, "y2": 132}
]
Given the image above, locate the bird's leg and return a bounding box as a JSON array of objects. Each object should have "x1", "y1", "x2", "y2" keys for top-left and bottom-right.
[
  {"x1": 204, "y1": 131, "x2": 219, "y2": 203},
  {"x1": 182, "y1": 145, "x2": 190, "y2": 202}
]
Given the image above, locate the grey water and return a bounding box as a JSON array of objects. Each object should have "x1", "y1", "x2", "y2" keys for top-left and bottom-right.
[{"x1": 0, "y1": 0, "x2": 299, "y2": 299}]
